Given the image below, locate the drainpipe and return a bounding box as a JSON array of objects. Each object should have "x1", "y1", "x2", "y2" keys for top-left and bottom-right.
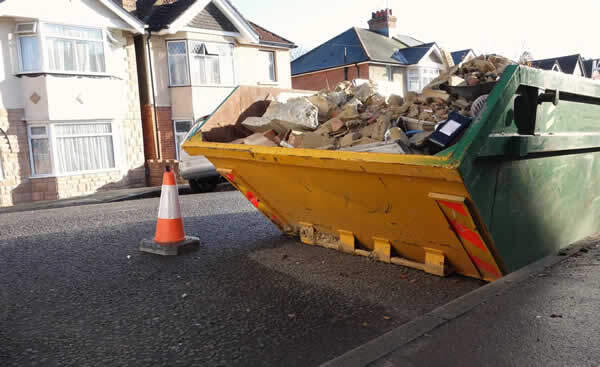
[{"x1": 146, "y1": 30, "x2": 161, "y2": 160}]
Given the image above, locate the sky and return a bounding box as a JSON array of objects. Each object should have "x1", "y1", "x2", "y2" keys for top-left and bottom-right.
[{"x1": 232, "y1": 0, "x2": 600, "y2": 61}]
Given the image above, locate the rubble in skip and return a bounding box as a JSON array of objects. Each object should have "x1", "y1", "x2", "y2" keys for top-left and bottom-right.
[{"x1": 229, "y1": 55, "x2": 514, "y2": 155}]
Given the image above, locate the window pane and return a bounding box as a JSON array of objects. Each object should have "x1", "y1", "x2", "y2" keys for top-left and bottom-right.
[
  {"x1": 19, "y1": 37, "x2": 41, "y2": 72},
  {"x1": 218, "y1": 44, "x2": 235, "y2": 85},
  {"x1": 55, "y1": 135, "x2": 115, "y2": 173},
  {"x1": 75, "y1": 41, "x2": 105, "y2": 73},
  {"x1": 206, "y1": 55, "x2": 220, "y2": 84},
  {"x1": 47, "y1": 38, "x2": 76, "y2": 72},
  {"x1": 30, "y1": 126, "x2": 47, "y2": 136},
  {"x1": 168, "y1": 42, "x2": 189, "y2": 85},
  {"x1": 190, "y1": 55, "x2": 207, "y2": 85},
  {"x1": 31, "y1": 138, "x2": 51, "y2": 175},
  {"x1": 175, "y1": 120, "x2": 193, "y2": 133},
  {"x1": 189, "y1": 41, "x2": 205, "y2": 55},
  {"x1": 260, "y1": 51, "x2": 276, "y2": 82},
  {"x1": 55, "y1": 123, "x2": 111, "y2": 136}
]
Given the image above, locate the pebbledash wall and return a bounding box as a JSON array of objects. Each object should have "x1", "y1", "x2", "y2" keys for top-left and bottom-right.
[{"x1": 0, "y1": 33, "x2": 145, "y2": 207}]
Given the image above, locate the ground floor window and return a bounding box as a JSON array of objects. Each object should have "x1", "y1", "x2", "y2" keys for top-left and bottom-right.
[
  {"x1": 173, "y1": 120, "x2": 193, "y2": 160},
  {"x1": 407, "y1": 67, "x2": 441, "y2": 93},
  {"x1": 27, "y1": 121, "x2": 116, "y2": 176}
]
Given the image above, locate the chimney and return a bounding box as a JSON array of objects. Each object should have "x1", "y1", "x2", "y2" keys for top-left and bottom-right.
[
  {"x1": 119, "y1": 0, "x2": 137, "y2": 12},
  {"x1": 368, "y1": 9, "x2": 397, "y2": 38}
]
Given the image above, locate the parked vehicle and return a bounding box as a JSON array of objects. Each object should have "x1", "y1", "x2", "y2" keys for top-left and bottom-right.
[{"x1": 179, "y1": 117, "x2": 220, "y2": 193}]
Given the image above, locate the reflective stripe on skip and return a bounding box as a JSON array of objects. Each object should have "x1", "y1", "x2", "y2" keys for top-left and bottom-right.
[{"x1": 157, "y1": 185, "x2": 182, "y2": 219}]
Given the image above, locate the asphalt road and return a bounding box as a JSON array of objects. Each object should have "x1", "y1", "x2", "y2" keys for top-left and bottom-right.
[{"x1": 0, "y1": 191, "x2": 483, "y2": 367}]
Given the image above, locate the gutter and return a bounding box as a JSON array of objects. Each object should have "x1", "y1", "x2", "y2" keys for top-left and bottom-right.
[{"x1": 146, "y1": 30, "x2": 161, "y2": 160}]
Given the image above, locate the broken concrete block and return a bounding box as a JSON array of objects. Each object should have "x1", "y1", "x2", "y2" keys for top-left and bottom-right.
[
  {"x1": 385, "y1": 127, "x2": 409, "y2": 145},
  {"x1": 448, "y1": 76, "x2": 465, "y2": 87},
  {"x1": 308, "y1": 95, "x2": 331, "y2": 119},
  {"x1": 243, "y1": 133, "x2": 278, "y2": 147},
  {"x1": 354, "y1": 82, "x2": 376, "y2": 103},
  {"x1": 244, "y1": 97, "x2": 319, "y2": 132},
  {"x1": 409, "y1": 131, "x2": 434, "y2": 148},
  {"x1": 337, "y1": 98, "x2": 361, "y2": 121},
  {"x1": 371, "y1": 114, "x2": 392, "y2": 141},
  {"x1": 388, "y1": 94, "x2": 404, "y2": 107},
  {"x1": 422, "y1": 89, "x2": 450, "y2": 102},
  {"x1": 314, "y1": 117, "x2": 345, "y2": 136},
  {"x1": 359, "y1": 123, "x2": 376, "y2": 138},
  {"x1": 340, "y1": 132, "x2": 363, "y2": 147}
]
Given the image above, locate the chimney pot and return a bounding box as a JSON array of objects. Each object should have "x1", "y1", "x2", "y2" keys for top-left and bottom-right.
[{"x1": 368, "y1": 8, "x2": 397, "y2": 38}]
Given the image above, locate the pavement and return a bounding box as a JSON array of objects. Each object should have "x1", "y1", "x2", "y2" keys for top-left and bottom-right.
[
  {"x1": 0, "y1": 191, "x2": 482, "y2": 367},
  {"x1": 0, "y1": 183, "x2": 233, "y2": 214},
  {"x1": 322, "y1": 236, "x2": 600, "y2": 367}
]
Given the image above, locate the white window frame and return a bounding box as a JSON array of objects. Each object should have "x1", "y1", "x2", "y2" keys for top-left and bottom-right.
[
  {"x1": 173, "y1": 120, "x2": 194, "y2": 160},
  {"x1": 407, "y1": 67, "x2": 441, "y2": 93},
  {"x1": 259, "y1": 50, "x2": 277, "y2": 83},
  {"x1": 167, "y1": 39, "x2": 236, "y2": 87},
  {"x1": 27, "y1": 121, "x2": 118, "y2": 178},
  {"x1": 16, "y1": 22, "x2": 109, "y2": 77},
  {"x1": 0, "y1": 152, "x2": 4, "y2": 181},
  {"x1": 167, "y1": 40, "x2": 190, "y2": 87}
]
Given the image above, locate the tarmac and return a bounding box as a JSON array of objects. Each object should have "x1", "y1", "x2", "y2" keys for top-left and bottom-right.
[{"x1": 322, "y1": 236, "x2": 600, "y2": 367}]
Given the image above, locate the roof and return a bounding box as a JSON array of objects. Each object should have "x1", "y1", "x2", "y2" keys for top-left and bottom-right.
[
  {"x1": 532, "y1": 54, "x2": 583, "y2": 74},
  {"x1": 247, "y1": 21, "x2": 295, "y2": 47},
  {"x1": 134, "y1": 0, "x2": 294, "y2": 47},
  {"x1": 392, "y1": 42, "x2": 436, "y2": 65},
  {"x1": 355, "y1": 28, "x2": 409, "y2": 64},
  {"x1": 291, "y1": 26, "x2": 431, "y2": 75},
  {"x1": 583, "y1": 59, "x2": 599, "y2": 78},
  {"x1": 137, "y1": 0, "x2": 194, "y2": 31},
  {"x1": 451, "y1": 49, "x2": 473, "y2": 65},
  {"x1": 291, "y1": 28, "x2": 369, "y2": 75},
  {"x1": 188, "y1": 1, "x2": 237, "y2": 33},
  {"x1": 392, "y1": 34, "x2": 424, "y2": 47}
]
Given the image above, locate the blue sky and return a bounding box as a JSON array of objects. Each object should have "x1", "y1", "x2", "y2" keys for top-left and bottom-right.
[{"x1": 232, "y1": 0, "x2": 600, "y2": 61}]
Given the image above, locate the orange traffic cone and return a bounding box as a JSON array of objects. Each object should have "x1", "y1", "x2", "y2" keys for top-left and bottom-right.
[{"x1": 139, "y1": 167, "x2": 200, "y2": 256}]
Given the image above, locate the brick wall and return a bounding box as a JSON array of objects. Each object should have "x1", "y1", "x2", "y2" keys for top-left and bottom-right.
[
  {"x1": 147, "y1": 160, "x2": 186, "y2": 187},
  {"x1": 292, "y1": 64, "x2": 370, "y2": 91},
  {"x1": 156, "y1": 106, "x2": 177, "y2": 160},
  {"x1": 0, "y1": 33, "x2": 146, "y2": 207}
]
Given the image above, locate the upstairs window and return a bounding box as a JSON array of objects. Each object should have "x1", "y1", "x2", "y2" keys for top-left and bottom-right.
[
  {"x1": 259, "y1": 50, "x2": 276, "y2": 82},
  {"x1": 167, "y1": 40, "x2": 235, "y2": 87},
  {"x1": 17, "y1": 23, "x2": 106, "y2": 75}
]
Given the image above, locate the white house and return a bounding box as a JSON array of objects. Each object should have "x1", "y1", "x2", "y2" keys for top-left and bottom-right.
[
  {"x1": 130, "y1": 0, "x2": 296, "y2": 185},
  {"x1": 0, "y1": 0, "x2": 147, "y2": 206}
]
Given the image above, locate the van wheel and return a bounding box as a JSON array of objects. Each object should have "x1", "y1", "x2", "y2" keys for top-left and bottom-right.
[
  {"x1": 189, "y1": 179, "x2": 204, "y2": 194},
  {"x1": 189, "y1": 179, "x2": 218, "y2": 194}
]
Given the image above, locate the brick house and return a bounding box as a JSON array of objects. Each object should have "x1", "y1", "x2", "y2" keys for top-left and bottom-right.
[
  {"x1": 128, "y1": 0, "x2": 296, "y2": 185},
  {"x1": 291, "y1": 9, "x2": 451, "y2": 96},
  {"x1": 0, "y1": 0, "x2": 147, "y2": 207}
]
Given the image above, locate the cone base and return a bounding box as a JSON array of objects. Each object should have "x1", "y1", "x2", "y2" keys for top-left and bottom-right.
[{"x1": 139, "y1": 236, "x2": 200, "y2": 256}]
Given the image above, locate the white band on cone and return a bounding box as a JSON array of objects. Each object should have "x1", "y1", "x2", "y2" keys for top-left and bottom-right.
[{"x1": 157, "y1": 185, "x2": 182, "y2": 220}]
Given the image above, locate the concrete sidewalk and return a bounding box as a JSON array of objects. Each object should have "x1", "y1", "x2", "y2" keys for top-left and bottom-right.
[
  {"x1": 323, "y1": 237, "x2": 600, "y2": 367},
  {"x1": 0, "y1": 183, "x2": 232, "y2": 214}
]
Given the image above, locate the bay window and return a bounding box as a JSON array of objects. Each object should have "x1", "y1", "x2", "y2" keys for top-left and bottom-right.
[
  {"x1": 28, "y1": 122, "x2": 116, "y2": 176},
  {"x1": 167, "y1": 40, "x2": 235, "y2": 86},
  {"x1": 407, "y1": 67, "x2": 441, "y2": 93},
  {"x1": 17, "y1": 22, "x2": 106, "y2": 75}
]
